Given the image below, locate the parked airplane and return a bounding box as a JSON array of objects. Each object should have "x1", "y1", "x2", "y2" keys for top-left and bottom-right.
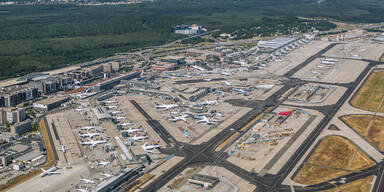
[
  {"x1": 115, "y1": 116, "x2": 126, "y2": 121},
  {"x1": 81, "y1": 139, "x2": 107, "y2": 147},
  {"x1": 57, "y1": 145, "x2": 70, "y2": 153},
  {"x1": 40, "y1": 165, "x2": 60, "y2": 177},
  {"x1": 169, "y1": 115, "x2": 188, "y2": 122},
  {"x1": 255, "y1": 84, "x2": 274, "y2": 89},
  {"x1": 198, "y1": 100, "x2": 218, "y2": 106},
  {"x1": 97, "y1": 161, "x2": 111, "y2": 167},
  {"x1": 101, "y1": 173, "x2": 113, "y2": 178},
  {"x1": 234, "y1": 88, "x2": 248, "y2": 96},
  {"x1": 121, "y1": 122, "x2": 134, "y2": 127},
  {"x1": 184, "y1": 130, "x2": 191, "y2": 138},
  {"x1": 80, "y1": 132, "x2": 100, "y2": 138},
  {"x1": 105, "y1": 100, "x2": 117, "y2": 104},
  {"x1": 142, "y1": 142, "x2": 160, "y2": 153},
  {"x1": 221, "y1": 71, "x2": 231, "y2": 76},
  {"x1": 76, "y1": 187, "x2": 89, "y2": 192},
  {"x1": 75, "y1": 108, "x2": 86, "y2": 112},
  {"x1": 110, "y1": 111, "x2": 123, "y2": 115},
  {"x1": 79, "y1": 126, "x2": 99, "y2": 131},
  {"x1": 156, "y1": 103, "x2": 178, "y2": 110},
  {"x1": 197, "y1": 116, "x2": 217, "y2": 125},
  {"x1": 105, "y1": 105, "x2": 118, "y2": 109},
  {"x1": 129, "y1": 135, "x2": 148, "y2": 142},
  {"x1": 80, "y1": 176, "x2": 95, "y2": 184},
  {"x1": 122, "y1": 128, "x2": 143, "y2": 134}
]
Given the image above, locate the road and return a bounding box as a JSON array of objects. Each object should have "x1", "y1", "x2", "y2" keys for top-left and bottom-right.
[{"x1": 119, "y1": 43, "x2": 384, "y2": 192}]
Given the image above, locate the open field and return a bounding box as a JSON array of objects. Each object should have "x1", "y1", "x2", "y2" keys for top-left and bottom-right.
[
  {"x1": 294, "y1": 136, "x2": 375, "y2": 185},
  {"x1": 322, "y1": 176, "x2": 374, "y2": 192},
  {"x1": 351, "y1": 70, "x2": 384, "y2": 112},
  {"x1": 342, "y1": 115, "x2": 384, "y2": 151}
]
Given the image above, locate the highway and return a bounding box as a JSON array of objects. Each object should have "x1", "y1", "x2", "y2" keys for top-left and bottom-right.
[{"x1": 120, "y1": 43, "x2": 384, "y2": 192}]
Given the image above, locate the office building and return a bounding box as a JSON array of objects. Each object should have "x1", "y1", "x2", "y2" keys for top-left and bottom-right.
[{"x1": 11, "y1": 119, "x2": 32, "y2": 135}]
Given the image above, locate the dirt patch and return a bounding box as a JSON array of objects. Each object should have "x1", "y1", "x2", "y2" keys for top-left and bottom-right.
[
  {"x1": 342, "y1": 114, "x2": 384, "y2": 151},
  {"x1": 294, "y1": 136, "x2": 375, "y2": 185}
]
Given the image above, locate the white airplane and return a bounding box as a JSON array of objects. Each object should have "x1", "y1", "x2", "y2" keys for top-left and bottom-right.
[
  {"x1": 81, "y1": 176, "x2": 95, "y2": 184},
  {"x1": 81, "y1": 139, "x2": 107, "y2": 147},
  {"x1": 79, "y1": 126, "x2": 99, "y2": 131},
  {"x1": 221, "y1": 71, "x2": 231, "y2": 76},
  {"x1": 57, "y1": 145, "x2": 70, "y2": 153},
  {"x1": 169, "y1": 115, "x2": 187, "y2": 122},
  {"x1": 105, "y1": 105, "x2": 118, "y2": 109},
  {"x1": 129, "y1": 135, "x2": 148, "y2": 142},
  {"x1": 101, "y1": 173, "x2": 113, "y2": 178},
  {"x1": 80, "y1": 132, "x2": 100, "y2": 138},
  {"x1": 121, "y1": 122, "x2": 134, "y2": 127},
  {"x1": 40, "y1": 166, "x2": 60, "y2": 177},
  {"x1": 156, "y1": 103, "x2": 178, "y2": 110},
  {"x1": 122, "y1": 128, "x2": 143, "y2": 134},
  {"x1": 75, "y1": 108, "x2": 86, "y2": 112},
  {"x1": 105, "y1": 100, "x2": 117, "y2": 104},
  {"x1": 222, "y1": 81, "x2": 234, "y2": 86},
  {"x1": 197, "y1": 116, "x2": 217, "y2": 125},
  {"x1": 204, "y1": 78, "x2": 212, "y2": 81},
  {"x1": 234, "y1": 88, "x2": 248, "y2": 96},
  {"x1": 142, "y1": 142, "x2": 160, "y2": 153},
  {"x1": 97, "y1": 161, "x2": 111, "y2": 167},
  {"x1": 76, "y1": 187, "x2": 89, "y2": 192},
  {"x1": 110, "y1": 111, "x2": 123, "y2": 115},
  {"x1": 115, "y1": 116, "x2": 126, "y2": 121},
  {"x1": 198, "y1": 100, "x2": 218, "y2": 106},
  {"x1": 255, "y1": 84, "x2": 274, "y2": 89}
]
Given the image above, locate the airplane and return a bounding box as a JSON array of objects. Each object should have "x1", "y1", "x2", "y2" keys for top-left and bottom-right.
[
  {"x1": 104, "y1": 100, "x2": 117, "y2": 104},
  {"x1": 105, "y1": 105, "x2": 118, "y2": 109},
  {"x1": 184, "y1": 130, "x2": 191, "y2": 138},
  {"x1": 80, "y1": 132, "x2": 100, "y2": 138},
  {"x1": 81, "y1": 139, "x2": 107, "y2": 147},
  {"x1": 222, "y1": 81, "x2": 233, "y2": 86},
  {"x1": 110, "y1": 111, "x2": 123, "y2": 115},
  {"x1": 198, "y1": 100, "x2": 218, "y2": 106},
  {"x1": 80, "y1": 176, "x2": 95, "y2": 184},
  {"x1": 40, "y1": 165, "x2": 60, "y2": 177},
  {"x1": 141, "y1": 141, "x2": 160, "y2": 153},
  {"x1": 169, "y1": 115, "x2": 188, "y2": 122},
  {"x1": 129, "y1": 135, "x2": 148, "y2": 142},
  {"x1": 234, "y1": 88, "x2": 248, "y2": 96},
  {"x1": 57, "y1": 145, "x2": 70, "y2": 153},
  {"x1": 197, "y1": 116, "x2": 217, "y2": 125},
  {"x1": 121, "y1": 122, "x2": 134, "y2": 127},
  {"x1": 97, "y1": 161, "x2": 111, "y2": 167},
  {"x1": 79, "y1": 126, "x2": 99, "y2": 131},
  {"x1": 101, "y1": 173, "x2": 113, "y2": 178},
  {"x1": 255, "y1": 84, "x2": 274, "y2": 89},
  {"x1": 115, "y1": 116, "x2": 126, "y2": 121},
  {"x1": 156, "y1": 103, "x2": 178, "y2": 110},
  {"x1": 122, "y1": 128, "x2": 143, "y2": 134},
  {"x1": 320, "y1": 60, "x2": 335, "y2": 65},
  {"x1": 221, "y1": 71, "x2": 231, "y2": 76},
  {"x1": 75, "y1": 108, "x2": 86, "y2": 112},
  {"x1": 76, "y1": 187, "x2": 89, "y2": 192},
  {"x1": 204, "y1": 78, "x2": 212, "y2": 82}
]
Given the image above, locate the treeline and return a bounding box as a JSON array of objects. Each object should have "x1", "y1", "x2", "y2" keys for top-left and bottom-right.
[{"x1": 1, "y1": 0, "x2": 384, "y2": 79}]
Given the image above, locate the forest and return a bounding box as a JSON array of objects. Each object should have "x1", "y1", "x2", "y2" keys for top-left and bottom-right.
[{"x1": 1, "y1": 0, "x2": 384, "y2": 79}]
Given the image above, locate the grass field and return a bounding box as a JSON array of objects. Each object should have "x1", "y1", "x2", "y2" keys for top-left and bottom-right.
[
  {"x1": 322, "y1": 176, "x2": 374, "y2": 192},
  {"x1": 294, "y1": 136, "x2": 375, "y2": 185},
  {"x1": 351, "y1": 70, "x2": 384, "y2": 112},
  {"x1": 342, "y1": 115, "x2": 384, "y2": 151}
]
